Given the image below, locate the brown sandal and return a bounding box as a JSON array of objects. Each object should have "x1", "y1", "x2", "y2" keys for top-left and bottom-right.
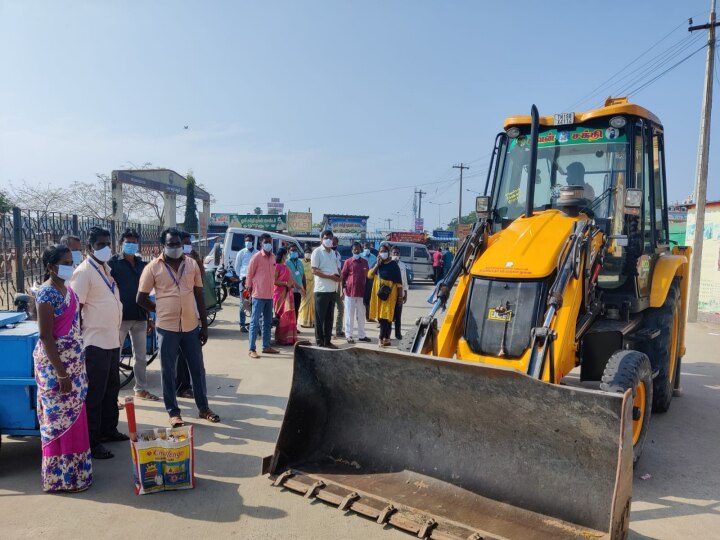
[
  {"x1": 169, "y1": 416, "x2": 186, "y2": 428},
  {"x1": 135, "y1": 390, "x2": 160, "y2": 401},
  {"x1": 199, "y1": 409, "x2": 220, "y2": 423}
]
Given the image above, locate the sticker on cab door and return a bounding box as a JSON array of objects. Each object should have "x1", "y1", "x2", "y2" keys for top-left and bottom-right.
[{"x1": 488, "y1": 308, "x2": 513, "y2": 322}]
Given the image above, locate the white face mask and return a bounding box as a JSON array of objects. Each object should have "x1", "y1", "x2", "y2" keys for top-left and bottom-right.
[
  {"x1": 262, "y1": 242, "x2": 273, "y2": 252},
  {"x1": 55, "y1": 264, "x2": 75, "y2": 282},
  {"x1": 183, "y1": 244, "x2": 193, "y2": 254},
  {"x1": 164, "y1": 246, "x2": 183, "y2": 259},
  {"x1": 322, "y1": 238, "x2": 333, "y2": 248},
  {"x1": 391, "y1": 255, "x2": 400, "y2": 261},
  {"x1": 363, "y1": 249, "x2": 370, "y2": 256},
  {"x1": 93, "y1": 245, "x2": 112, "y2": 262},
  {"x1": 379, "y1": 252, "x2": 389, "y2": 260},
  {"x1": 304, "y1": 253, "x2": 311, "y2": 260}
]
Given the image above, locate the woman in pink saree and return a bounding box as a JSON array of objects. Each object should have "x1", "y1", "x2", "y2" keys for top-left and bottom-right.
[
  {"x1": 33, "y1": 245, "x2": 92, "y2": 492},
  {"x1": 273, "y1": 248, "x2": 298, "y2": 346}
]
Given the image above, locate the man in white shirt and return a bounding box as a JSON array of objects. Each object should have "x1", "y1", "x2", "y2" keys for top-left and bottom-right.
[
  {"x1": 311, "y1": 230, "x2": 341, "y2": 348},
  {"x1": 233, "y1": 234, "x2": 255, "y2": 331},
  {"x1": 391, "y1": 246, "x2": 409, "y2": 340}
]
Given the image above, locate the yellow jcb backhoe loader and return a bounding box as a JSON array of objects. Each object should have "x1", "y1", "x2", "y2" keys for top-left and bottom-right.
[{"x1": 262, "y1": 98, "x2": 690, "y2": 540}]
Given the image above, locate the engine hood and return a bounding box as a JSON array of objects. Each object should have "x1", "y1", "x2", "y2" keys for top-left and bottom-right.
[{"x1": 472, "y1": 210, "x2": 585, "y2": 279}]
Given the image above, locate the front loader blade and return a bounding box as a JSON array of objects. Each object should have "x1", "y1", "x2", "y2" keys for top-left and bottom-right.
[{"x1": 263, "y1": 345, "x2": 632, "y2": 540}]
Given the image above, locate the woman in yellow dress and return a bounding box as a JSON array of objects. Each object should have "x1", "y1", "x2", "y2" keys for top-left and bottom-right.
[
  {"x1": 297, "y1": 247, "x2": 315, "y2": 328},
  {"x1": 368, "y1": 244, "x2": 404, "y2": 347}
]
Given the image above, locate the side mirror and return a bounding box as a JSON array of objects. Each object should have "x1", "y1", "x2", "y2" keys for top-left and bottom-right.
[
  {"x1": 624, "y1": 188, "x2": 642, "y2": 215},
  {"x1": 475, "y1": 196, "x2": 491, "y2": 219}
]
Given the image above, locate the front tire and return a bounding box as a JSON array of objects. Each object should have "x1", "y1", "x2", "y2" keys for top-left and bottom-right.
[{"x1": 600, "y1": 350, "x2": 653, "y2": 466}]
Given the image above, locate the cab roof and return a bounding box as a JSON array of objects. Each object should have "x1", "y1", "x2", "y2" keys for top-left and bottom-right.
[{"x1": 503, "y1": 97, "x2": 662, "y2": 129}]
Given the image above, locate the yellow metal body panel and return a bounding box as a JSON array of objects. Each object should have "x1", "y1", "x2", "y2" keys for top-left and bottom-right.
[
  {"x1": 503, "y1": 98, "x2": 662, "y2": 130},
  {"x1": 471, "y1": 210, "x2": 581, "y2": 279}
]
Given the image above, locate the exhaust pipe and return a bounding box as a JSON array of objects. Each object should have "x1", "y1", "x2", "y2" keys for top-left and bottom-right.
[{"x1": 525, "y1": 104, "x2": 540, "y2": 219}]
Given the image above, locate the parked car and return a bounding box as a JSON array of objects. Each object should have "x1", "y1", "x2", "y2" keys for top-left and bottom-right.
[{"x1": 222, "y1": 228, "x2": 302, "y2": 271}]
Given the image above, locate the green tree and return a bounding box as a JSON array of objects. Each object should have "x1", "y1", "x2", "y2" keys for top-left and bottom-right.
[
  {"x1": 0, "y1": 189, "x2": 13, "y2": 214},
  {"x1": 446, "y1": 211, "x2": 477, "y2": 231},
  {"x1": 253, "y1": 207, "x2": 263, "y2": 215},
  {"x1": 184, "y1": 173, "x2": 199, "y2": 233}
]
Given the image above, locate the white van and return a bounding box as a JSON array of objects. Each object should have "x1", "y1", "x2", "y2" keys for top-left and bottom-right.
[
  {"x1": 223, "y1": 228, "x2": 302, "y2": 270},
  {"x1": 380, "y1": 241, "x2": 433, "y2": 281}
]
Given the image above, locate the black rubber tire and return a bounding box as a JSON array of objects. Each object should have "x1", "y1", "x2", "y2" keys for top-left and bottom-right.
[
  {"x1": 207, "y1": 310, "x2": 217, "y2": 326},
  {"x1": 600, "y1": 349, "x2": 653, "y2": 466},
  {"x1": 642, "y1": 279, "x2": 681, "y2": 413}
]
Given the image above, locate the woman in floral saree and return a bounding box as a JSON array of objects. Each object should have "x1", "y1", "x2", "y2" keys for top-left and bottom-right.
[
  {"x1": 273, "y1": 248, "x2": 298, "y2": 345},
  {"x1": 34, "y1": 244, "x2": 92, "y2": 492}
]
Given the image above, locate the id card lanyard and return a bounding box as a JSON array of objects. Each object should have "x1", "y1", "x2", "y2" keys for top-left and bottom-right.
[{"x1": 88, "y1": 259, "x2": 116, "y2": 294}]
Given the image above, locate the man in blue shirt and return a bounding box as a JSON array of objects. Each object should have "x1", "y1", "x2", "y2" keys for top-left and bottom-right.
[
  {"x1": 234, "y1": 234, "x2": 255, "y2": 331},
  {"x1": 442, "y1": 246, "x2": 454, "y2": 278},
  {"x1": 360, "y1": 242, "x2": 377, "y2": 322}
]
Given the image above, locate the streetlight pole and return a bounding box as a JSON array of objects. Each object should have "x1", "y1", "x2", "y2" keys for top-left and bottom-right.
[
  {"x1": 453, "y1": 163, "x2": 469, "y2": 226},
  {"x1": 428, "y1": 201, "x2": 451, "y2": 228}
]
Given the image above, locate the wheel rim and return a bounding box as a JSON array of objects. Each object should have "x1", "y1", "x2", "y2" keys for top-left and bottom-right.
[
  {"x1": 668, "y1": 308, "x2": 680, "y2": 385},
  {"x1": 632, "y1": 382, "x2": 646, "y2": 445}
]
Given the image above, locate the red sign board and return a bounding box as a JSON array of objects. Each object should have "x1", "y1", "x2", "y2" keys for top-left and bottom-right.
[{"x1": 387, "y1": 232, "x2": 426, "y2": 243}]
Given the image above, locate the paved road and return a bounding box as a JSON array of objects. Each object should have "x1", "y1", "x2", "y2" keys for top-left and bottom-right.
[{"x1": 1, "y1": 283, "x2": 718, "y2": 539}]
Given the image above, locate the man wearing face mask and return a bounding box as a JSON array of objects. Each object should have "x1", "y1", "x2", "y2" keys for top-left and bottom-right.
[
  {"x1": 71, "y1": 226, "x2": 125, "y2": 459},
  {"x1": 137, "y1": 228, "x2": 219, "y2": 427},
  {"x1": 341, "y1": 242, "x2": 370, "y2": 344},
  {"x1": 108, "y1": 229, "x2": 158, "y2": 402},
  {"x1": 360, "y1": 242, "x2": 377, "y2": 322},
  {"x1": 60, "y1": 234, "x2": 84, "y2": 268},
  {"x1": 181, "y1": 231, "x2": 205, "y2": 273},
  {"x1": 245, "y1": 233, "x2": 280, "y2": 358},
  {"x1": 311, "y1": 230, "x2": 341, "y2": 348},
  {"x1": 234, "y1": 234, "x2": 255, "y2": 332}
]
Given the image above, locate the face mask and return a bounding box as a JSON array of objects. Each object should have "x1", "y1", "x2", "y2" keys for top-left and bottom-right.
[
  {"x1": 290, "y1": 251, "x2": 299, "y2": 259},
  {"x1": 122, "y1": 242, "x2": 139, "y2": 255},
  {"x1": 262, "y1": 243, "x2": 273, "y2": 252},
  {"x1": 379, "y1": 252, "x2": 389, "y2": 260},
  {"x1": 245, "y1": 241, "x2": 253, "y2": 250},
  {"x1": 363, "y1": 249, "x2": 370, "y2": 256},
  {"x1": 352, "y1": 253, "x2": 361, "y2": 260},
  {"x1": 183, "y1": 244, "x2": 193, "y2": 254},
  {"x1": 71, "y1": 250, "x2": 83, "y2": 266},
  {"x1": 55, "y1": 264, "x2": 75, "y2": 282},
  {"x1": 304, "y1": 253, "x2": 311, "y2": 260},
  {"x1": 164, "y1": 246, "x2": 183, "y2": 259},
  {"x1": 322, "y1": 238, "x2": 333, "y2": 248},
  {"x1": 392, "y1": 255, "x2": 400, "y2": 261},
  {"x1": 93, "y1": 246, "x2": 112, "y2": 262}
]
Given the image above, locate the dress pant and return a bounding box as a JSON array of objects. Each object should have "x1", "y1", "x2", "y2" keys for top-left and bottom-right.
[
  {"x1": 334, "y1": 290, "x2": 344, "y2": 336},
  {"x1": 393, "y1": 302, "x2": 403, "y2": 339},
  {"x1": 119, "y1": 319, "x2": 148, "y2": 393},
  {"x1": 84, "y1": 345, "x2": 121, "y2": 447},
  {"x1": 176, "y1": 348, "x2": 192, "y2": 395},
  {"x1": 344, "y1": 296, "x2": 366, "y2": 340},
  {"x1": 314, "y1": 292, "x2": 336, "y2": 346},
  {"x1": 156, "y1": 327, "x2": 209, "y2": 417},
  {"x1": 363, "y1": 277, "x2": 374, "y2": 319}
]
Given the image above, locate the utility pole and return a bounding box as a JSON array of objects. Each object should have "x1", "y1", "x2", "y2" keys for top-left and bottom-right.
[
  {"x1": 414, "y1": 188, "x2": 427, "y2": 219},
  {"x1": 385, "y1": 218, "x2": 392, "y2": 230},
  {"x1": 688, "y1": 1, "x2": 718, "y2": 322},
  {"x1": 453, "y1": 163, "x2": 469, "y2": 227}
]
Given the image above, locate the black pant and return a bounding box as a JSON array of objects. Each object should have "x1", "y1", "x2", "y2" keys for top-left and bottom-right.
[
  {"x1": 314, "y1": 292, "x2": 335, "y2": 346},
  {"x1": 363, "y1": 277, "x2": 374, "y2": 319},
  {"x1": 176, "y1": 348, "x2": 192, "y2": 395},
  {"x1": 294, "y1": 291, "x2": 302, "y2": 320},
  {"x1": 379, "y1": 319, "x2": 392, "y2": 340},
  {"x1": 84, "y1": 345, "x2": 121, "y2": 448},
  {"x1": 393, "y1": 302, "x2": 403, "y2": 339},
  {"x1": 434, "y1": 266, "x2": 443, "y2": 284}
]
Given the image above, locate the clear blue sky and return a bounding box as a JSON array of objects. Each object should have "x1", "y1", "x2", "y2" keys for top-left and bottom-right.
[{"x1": 1, "y1": 0, "x2": 718, "y2": 231}]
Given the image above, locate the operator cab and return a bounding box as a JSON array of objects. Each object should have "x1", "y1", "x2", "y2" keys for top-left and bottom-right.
[{"x1": 484, "y1": 97, "x2": 671, "y2": 312}]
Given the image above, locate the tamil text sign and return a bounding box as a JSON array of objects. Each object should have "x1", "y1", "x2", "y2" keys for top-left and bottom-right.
[{"x1": 287, "y1": 211, "x2": 312, "y2": 234}]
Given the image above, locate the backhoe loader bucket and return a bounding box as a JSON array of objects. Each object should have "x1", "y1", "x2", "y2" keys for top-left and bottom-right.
[{"x1": 262, "y1": 345, "x2": 632, "y2": 540}]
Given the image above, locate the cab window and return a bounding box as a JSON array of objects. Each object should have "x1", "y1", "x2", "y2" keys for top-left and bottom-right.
[{"x1": 652, "y1": 132, "x2": 669, "y2": 246}]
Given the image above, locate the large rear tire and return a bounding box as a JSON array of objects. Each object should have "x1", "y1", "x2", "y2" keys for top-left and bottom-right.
[
  {"x1": 600, "y1": 350, "x2": 653, "y2": 466},
  {"x1": 642, "y1": 279, "x2": 681, "y2": 412}
]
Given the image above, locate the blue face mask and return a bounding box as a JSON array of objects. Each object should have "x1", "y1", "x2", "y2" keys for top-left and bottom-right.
[
  {"x1": 122, "y1": 242, "x2": 139, "y2": 255},
  {"x1": 245, "y1": 241, "x2": 253, "y2": 250},
  {"x1": 353, "y1": 253, "x2": 361, "y2": 260},
  {"x1": 290, "y1": 251, "x2": 299, "y2": 259},
  {"x1": 71, "y1": 250, "x2": 83, "y2": 266}
]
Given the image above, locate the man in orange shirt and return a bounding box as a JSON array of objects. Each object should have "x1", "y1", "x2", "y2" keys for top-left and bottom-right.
[{"x1": 137, "y1": 228, "x2": 220, "y2": 428}]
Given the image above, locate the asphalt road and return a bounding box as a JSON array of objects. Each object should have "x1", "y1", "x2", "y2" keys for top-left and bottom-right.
[{"x1": 1, "y1": 283, "x2": 718, "y2": 539}]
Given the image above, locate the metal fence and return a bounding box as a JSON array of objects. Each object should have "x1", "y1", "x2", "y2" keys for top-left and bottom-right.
[{"x1": 0, "y1": 207, "x2": 165, "y2": 310}]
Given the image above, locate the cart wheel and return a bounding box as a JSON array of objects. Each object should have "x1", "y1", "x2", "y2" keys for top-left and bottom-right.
[
  {"x1": 119, "y1": 351, "x2": 135, "y2": 389},
  {"x1": 207, "y1": 310, "x2": 217, "y2": 326}
]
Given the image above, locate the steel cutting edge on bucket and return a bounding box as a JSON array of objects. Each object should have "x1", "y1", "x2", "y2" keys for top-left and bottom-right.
[{"x1": 262, "y1": 345, "x2": 633, "y2": 540}]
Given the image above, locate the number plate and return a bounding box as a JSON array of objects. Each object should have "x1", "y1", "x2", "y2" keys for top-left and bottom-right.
[
  {"x1": 488, "y1": 309, "x2": 513, "y2": 322},
  {"x1": 553, "y1": 112, "x2": 575, "y2": 126}
]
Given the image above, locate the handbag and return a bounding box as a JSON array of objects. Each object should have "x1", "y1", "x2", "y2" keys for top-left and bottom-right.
[{"x1": 377, "y1": 284, "x2": 392, "y2": 301}]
